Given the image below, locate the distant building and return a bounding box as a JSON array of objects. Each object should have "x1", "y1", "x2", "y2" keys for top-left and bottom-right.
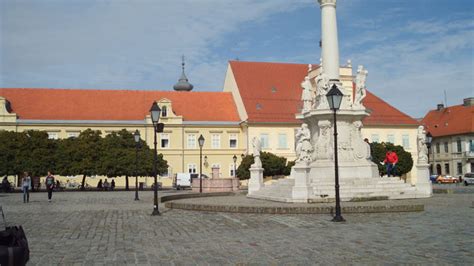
[
  {"x1": 1, "y1": 61, "x2": 425, "y2": 185},
  {"x1": 421, "y1": 98, "x2": 474, "y2": 176},
  {"x1": 224, "y1": 61, "x2": 422, "y2": 183}
]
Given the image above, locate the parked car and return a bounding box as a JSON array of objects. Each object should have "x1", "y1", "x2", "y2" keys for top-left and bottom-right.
[
  {"x1": 436, "y1": 175, "x2": 458, "y2": 184},
  {"x1": 429, "y1": 175, "x2": 438, "y2": 183},
  {"x1": 463, "y1": 173, "x2": 474, "y2": 186}
]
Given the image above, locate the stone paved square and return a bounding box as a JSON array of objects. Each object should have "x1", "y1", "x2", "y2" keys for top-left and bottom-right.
[{"x1": 1, "y1": 190, "x2": 473, "y2": 265}]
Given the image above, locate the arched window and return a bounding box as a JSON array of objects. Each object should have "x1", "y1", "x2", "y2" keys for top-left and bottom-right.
[{"x1": 161, "y1": 106, "x2": 167, "y2": 117}]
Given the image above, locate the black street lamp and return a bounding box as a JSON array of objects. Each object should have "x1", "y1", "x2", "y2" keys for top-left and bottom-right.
[
  {"x1": 150, "y1": 101, "x2": 162, "y2": 216},
  {"x1": 326, "y1": 84, "x2": 345, "y2": 222},
  {"x1": 134, "y1": 129, "x2": 140, "y2": 201},
  {"x1": 198, "y1": 134, "x2": 205, "y2": 193},
  {"x1": 233, "y1": 155, "x2": 237, "y2": 178},
  {"x1": 426, "y1": 131, "x2": 433, "y2": 174}
]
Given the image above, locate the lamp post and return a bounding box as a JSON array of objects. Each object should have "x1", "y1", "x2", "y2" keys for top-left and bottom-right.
[
  {"x1": 233, "y1": 155, "x2": 237, "y2": 178},
  {"x1": 133, "y1": 130, "x2": 140, "y2": 201},
  {"x1": 198, "y1": 135, "x2": 205, "y2": 193},
  {"x1": 150, "y1": 101, "x2": 162, "y2": 216},
  {"x1": 426, "y1": 132, "x2": 433, "y2": 174},
  {"x1": 326, "y1": 84, "x2": 345, "y2": 222}
]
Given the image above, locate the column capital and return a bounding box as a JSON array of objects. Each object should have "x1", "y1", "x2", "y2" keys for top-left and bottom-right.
[{"x1": 318, "y1": 0, "x2": 336, "y2": 7}]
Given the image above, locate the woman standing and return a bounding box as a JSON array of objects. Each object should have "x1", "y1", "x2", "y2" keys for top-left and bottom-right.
[{"x1": 22, "y1": 172, "x2": 31, "y2": 203}]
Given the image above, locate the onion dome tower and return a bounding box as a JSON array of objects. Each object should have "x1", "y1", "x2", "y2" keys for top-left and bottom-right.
[{"x1": 173, "y1": 56, "x2": 194, "y2": 91}]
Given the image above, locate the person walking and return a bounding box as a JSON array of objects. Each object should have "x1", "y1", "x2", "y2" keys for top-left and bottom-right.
[
  {"x1": 383, "y1": 150, "x2": 399, "y2": 177},
  {"x1": 21, "y1": 172, "x2": 31, "y2": 203},
  {"x1": 45, "y1": 171, "x2": 55, "y2": 202}
]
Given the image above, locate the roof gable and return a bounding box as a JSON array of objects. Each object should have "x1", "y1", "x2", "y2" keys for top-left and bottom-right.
[
  {"x1": 421, "y1": 104, "x2": 474, "y2": 137},
  {"x1": 0, "y1": 88, "x2": 240, "y2": 122},
  {"x1": 229, "y1": 60, "x2": 419, "y2": 126}
]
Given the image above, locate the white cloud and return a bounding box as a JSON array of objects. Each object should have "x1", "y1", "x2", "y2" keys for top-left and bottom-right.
[
  {"x1": 345, "y1": 14, "x2": 474, "y2": 118},
  {"x1": 0, "y1": 0, "x2": 310, "y2": 90}
]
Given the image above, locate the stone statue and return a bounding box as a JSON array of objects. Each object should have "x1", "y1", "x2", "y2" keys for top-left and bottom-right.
[
  {"x1": 314, "y1": 67, "x2": 329, "y2": 109},
  {"x1": 315, "y1": 120, "x2": 332, "y2": 160},
  {"x1": 417, "y1": 126, "x2": 429, "y2": 164},
  {"x1": 295, "y1": 123, "x2": 313, "y2": 163},
  {"x1": 301, "y1": 76, "x2": 313, "y2": 112},
  {"x1": 351, "y1": 121, "x2": 371, "y2": 160},
  {"x1": 251, "y1": 136, "x2": 262, "y2": 168},
  {"x1": 353, "y1": 65, "x2": 368, "y2": 109}
]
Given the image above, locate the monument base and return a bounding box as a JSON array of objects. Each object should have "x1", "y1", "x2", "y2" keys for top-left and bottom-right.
[
  {"x1": 248, "y1": 167, "x2": 264, "y2": 195},
  {"x1": 291, "y1": 164, "x2": 312, "y2": 202},
  {"x1": 192, "y1": 178, "x2": 239, "y2": 193},
  {"x1": 415, "y1": 164, "x2": 432, "y2": 197}
]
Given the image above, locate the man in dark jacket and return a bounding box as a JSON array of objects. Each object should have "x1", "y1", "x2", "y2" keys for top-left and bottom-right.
[{"x1": 45, "y1": 171, "x2": 55, "y2": 202}]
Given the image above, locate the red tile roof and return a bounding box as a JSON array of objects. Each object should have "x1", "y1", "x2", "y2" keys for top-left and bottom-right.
[
  {"x1": 0, "y1": 88, "x2": 240, "y2": 122},
  {"x1": 421, "y1": 104, "x2": 474, "y2": 137},
  {"x1": 229, "y1": 60, "x2": 419, "y2": 126},
  {"x1": 362, "y1": 90, "x2": 419, "y2": 126}
]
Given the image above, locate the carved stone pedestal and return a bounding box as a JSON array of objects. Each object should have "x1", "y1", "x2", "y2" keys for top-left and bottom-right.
[
  {"x1": 248, "y1": 167, "x2": 264, "y2": 195},
  {"x1": 291, "y1": 163, "x2": 312, "y2": 202},
  {"x1": 415, "y1": 164, "x2": 432, "y2": 197}
]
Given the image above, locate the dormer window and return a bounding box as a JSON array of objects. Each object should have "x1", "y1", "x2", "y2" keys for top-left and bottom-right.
[{"x1": 161, "y1": 106, "x2": 167, "y2": 117}]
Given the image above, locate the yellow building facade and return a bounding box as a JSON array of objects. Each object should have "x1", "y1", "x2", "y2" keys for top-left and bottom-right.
[{"x1": 1, "y1": 60, "x2": 422, "y2": 187}]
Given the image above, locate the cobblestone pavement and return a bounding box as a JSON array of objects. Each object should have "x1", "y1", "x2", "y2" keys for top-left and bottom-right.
[{"x1": 0, "y1": 190, "x2": 473, "y2": 265}]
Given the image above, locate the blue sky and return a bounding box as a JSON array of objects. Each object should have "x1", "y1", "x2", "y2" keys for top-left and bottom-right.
[{"x1": 1, "y1": 0, "x2": 473, "y2": 118}]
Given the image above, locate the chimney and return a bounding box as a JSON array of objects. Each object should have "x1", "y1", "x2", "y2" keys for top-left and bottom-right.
[
  {"x1": 437, "y1": 104, "x2": 444, "y2": 111},
  {"x1": 463, "y1": 97, "x2": 474, "y2": 107}
]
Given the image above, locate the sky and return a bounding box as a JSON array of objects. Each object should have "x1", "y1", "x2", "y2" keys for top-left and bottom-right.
[{"x1": 1, "y1": 0, "x2": 473, "y2": 118}]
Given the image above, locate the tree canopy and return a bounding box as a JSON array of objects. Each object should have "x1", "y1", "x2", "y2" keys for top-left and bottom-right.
[
  {"x1": 369, "y1": 142, "x2": 413, "y2": 177},
  {"x1": 236, "y1": 152, "x2": 293, "y2": 180},
  {"x1": 0, "y1": 129, "x2": 168, "y2": 186}
]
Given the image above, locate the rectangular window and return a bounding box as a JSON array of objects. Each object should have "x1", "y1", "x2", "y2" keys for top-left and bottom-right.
[
  {"x1": 444, "y1": 163, "x2": 450, "y2": 175},
  {"x1": 444, "y1": 142, "x2": 449, "y2": 153},
  {"x1": 456, "y1": 139, "x2": 462, "y2": 153},
  {"x1": 161, "y1": 167, "x2": 170, "y2": 177},
  {"x1": 371, "y1": 134, "x2": 379, "y2": 143},
  {"x1": 187, "y1": 134, "x2": 196, "y2": 149},
  {"x1": 260, "y1": 134, "x2": 269, "y2": 149},
  {"x1": 160, "y1": 134, "x2": 169, "y2": 148},
  {"x1": 457, "y1": 162, "x2": 463, "y2": 175},
  {"x1": 211, "y1": 134, "x2": 221, "y2": 149},
  {"x1": 402, "y1": 134, "x2": 410, "y2": 149},
  {"x1": 47, "y1": 132, "x2": 59, "y2": 140},
  {"x1": 229, "y1": 163, "x2": 237, "y2": 177},
  {"x1": 436, "y1": 143, "x2": 440, "y2": 154},
  {"x1": 278, "y1": 133, "x2": 287, "y2": 149},
  {"x1": 66, "y1": 132, "x2": 79, "y2": 138},
  {"x1": 229, "y1": 134, "x2": 237, "y2": 148},
  {"x1": 212, "y1": 164, "x2": 221, "y2": 178},
  {"x1": 470, "y1": 140, "x2": 474, "y2": 152},
  {"x1": 187, "y1": 164, "x2": 196, "y2": 174},
  {"x1": 387, "y1": 134, "x2": 395, "y2": 144}
]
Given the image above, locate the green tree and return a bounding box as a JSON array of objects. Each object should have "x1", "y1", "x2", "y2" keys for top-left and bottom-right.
[
  {"x1": 236, "y1": 152, "x2": 291, "y2": 180},
  {"x1": 19, "y1": 130, "x2": 57, "y2": 178},
  {"x1": 369, "y1": 142, "x2": 413, "y2": 177},
  {"x1": 101, "y1": 129, "x2": 136, "y2": 190},
  {"x1": 0, "y1": 130, "x2": 22, "y2": 177},
  {"x1": 0, "y1": 130, "x2": 56, "y2": 186},
  {"x1": 59, "y1": 129, "x2": 104, "y2": 190}
]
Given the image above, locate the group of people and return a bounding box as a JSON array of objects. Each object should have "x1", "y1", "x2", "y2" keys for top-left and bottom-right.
[
  {"x1": 21, "y1": 171, "x2": 55, "y2": 203},
  {"x1": 97, "y1": 179, "x2": 115, "y2": 191}
]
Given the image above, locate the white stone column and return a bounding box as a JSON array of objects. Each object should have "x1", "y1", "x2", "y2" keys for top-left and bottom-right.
[
  {"x1": 318, "y1": 0, "x2": 340, "y2": 80},
  {"x1": 415, "y1": 164, "x2": 432, "y2": 197},
  {"x1": 291, "y1": 164, "x2": 311, "y2": 202},
  {"x1": 248, "y1": 167, "x2": 264, "y2": 195}
]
